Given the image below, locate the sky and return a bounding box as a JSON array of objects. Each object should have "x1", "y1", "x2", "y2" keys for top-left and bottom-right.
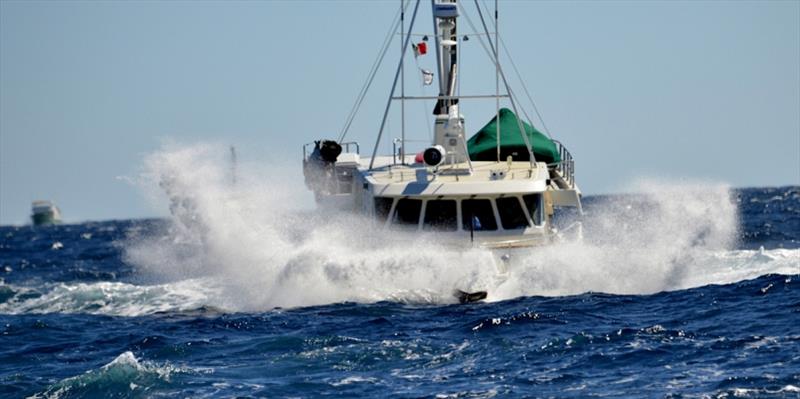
[{"x1": 1, "y1": 0, "x2": 798, "y2": 225}]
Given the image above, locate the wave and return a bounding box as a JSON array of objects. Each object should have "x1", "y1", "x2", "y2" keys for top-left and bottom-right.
[
  {"x1": 0, "y1": 279, "x2": 220, "y2": 316},
  {"x1": 118, "y1": 144, "x2": 799, "y2": 312},
  {"x1": 491, "y1": 247, "x2": 799, "y2": 301},
  {"x1": 1, "y1": 249, "x2": 796, "y2": 316},
  {"x1": 30, "y1": 351, "x2": 199, "y2": 399}
]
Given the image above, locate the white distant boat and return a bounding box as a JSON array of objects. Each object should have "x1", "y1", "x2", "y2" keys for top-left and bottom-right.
[
  {"x1": 31, "y1": 200, "x2": 62, "y2": 226},
  {"x1": 302, "y1": 0, "x2": 583, "y2": 302}
]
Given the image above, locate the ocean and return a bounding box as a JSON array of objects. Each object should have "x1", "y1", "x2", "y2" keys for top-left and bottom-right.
[{"x1": 1, "y1": 183, "x2": 798, "y2": 398}]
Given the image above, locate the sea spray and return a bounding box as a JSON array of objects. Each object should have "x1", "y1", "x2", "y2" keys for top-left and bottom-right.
[
  {"x1": 2, "y1": 185, "x2": 797, "y2": 398},
  {"x1": 125, "y1": 143, "x2": 782, "y2": 310},
  {"x1": 493, "y1": 181, "x2": 740, "y2": 300},
  {"x1": 127, "y1": 143, "x2": 498, "y2": 310}
]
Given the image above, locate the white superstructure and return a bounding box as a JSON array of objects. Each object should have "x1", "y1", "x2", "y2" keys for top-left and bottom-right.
[{"x1": 302, "y1": 0, "x2": 583, "y2": 300}]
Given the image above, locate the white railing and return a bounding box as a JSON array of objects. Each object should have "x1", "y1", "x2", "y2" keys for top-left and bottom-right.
[
  {"x1": 302, "y1": 141, "x2": 360, "y2": 161},
  {"x1": 552, "y1": 140, "x2": 575, "y2": 189}
]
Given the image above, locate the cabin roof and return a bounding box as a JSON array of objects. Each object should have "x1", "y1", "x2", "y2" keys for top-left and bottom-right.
[{"x1": 360, "y1": 159, "x2": 549, "y2": 197}]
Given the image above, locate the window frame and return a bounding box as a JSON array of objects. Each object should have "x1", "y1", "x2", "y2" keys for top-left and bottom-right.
[
  {"x1": 460, "y1": 197, "x2": 499, "y2": 232},
  {"x1": 391, "y1": 197, "x2": 423, "y2": 229},
  {"x1": 522, "y1": 193, "x2": 543, "y2": 226},
  {"x1": 422, "y1": 198, "x2": 459, "y2": 232},
  {"x1": 378, "y1": 194, "x2": 544, "y2": 232},
  {"x1": 495, "y1": 196, "x2": 532, "y2": 230}
]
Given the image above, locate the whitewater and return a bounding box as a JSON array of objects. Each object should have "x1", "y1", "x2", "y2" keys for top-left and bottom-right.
[
  {"x1": 133, "y1": 144, "x2": 796, "y2": 309},
  {"x1": 0, "y1": 143, "x2": 797, "y2": 398}
]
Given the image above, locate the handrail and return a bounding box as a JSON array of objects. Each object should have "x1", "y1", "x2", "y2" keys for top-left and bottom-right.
[
  {"x1": 303, "y1": 141, "x2": 360, "y2": 161},
  {"x1": 392, "y1": 138, "x2": 429, "y2": 164},
  {"x1": 390, "y1": 94, "x2": 510, "y2": 100},
  {"x1": 302, "y1": 141, "x2": 361, "y2": 196},
  {"x1": 551, "y1": 140, "x2": 576, "y2": 189}
]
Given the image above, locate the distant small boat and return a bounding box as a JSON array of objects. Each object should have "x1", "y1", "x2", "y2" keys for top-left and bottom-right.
[{"x1": 31, "y1": 200, "x2": 62, "y2": 226}]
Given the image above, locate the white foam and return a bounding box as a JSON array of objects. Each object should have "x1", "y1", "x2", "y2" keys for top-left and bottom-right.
[
  {"x1": 120, "y1": 143, "x2": 798, "y2": 312},
  {"x1": 330, "y1": 376, "x2": 379, "y2": 386},
  {"x1": 491, "y1": 181, "x2": 796, "y2": 300},
  {"x1": 0, "y1": 279, "x2": 219, "y2": 316}
]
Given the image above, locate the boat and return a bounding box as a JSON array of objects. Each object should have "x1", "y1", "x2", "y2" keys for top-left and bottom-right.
[
  {"x1": 302, "y1": 0, "x2": 583, "y2": 302},
  {"x1": 31, "y1": 200, "x2": 62, "y2": 226}
]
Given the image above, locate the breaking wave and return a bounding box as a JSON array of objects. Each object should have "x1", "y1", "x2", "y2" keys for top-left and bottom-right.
[
  {"x1": 115, "y1": 143, "x2": 798, "y2": 312},
  {"x1": 31, "y1": 351, "x2": 198, "y2": 398},
  {"x1": 1, "y1": 249, "x2": 795, "y2": 316}
]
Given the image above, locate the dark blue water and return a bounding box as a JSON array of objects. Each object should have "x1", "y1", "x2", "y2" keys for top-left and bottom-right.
[{"x1": 1, "y1": 186, "x2": 798, "y2": 398}]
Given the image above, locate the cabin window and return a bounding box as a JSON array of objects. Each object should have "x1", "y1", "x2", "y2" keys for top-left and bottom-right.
[
  {"x1": 393, "y1": 198, "x2": 422, "y2": 227},
  {"x1": 423, "y1": 200, "x2": 457, "y2": 232},
  {"x1": 523, "y1": 194, "x2": 542, "y2": 225},
  {"x1": 374, "y1": 197, "x2": 393, "y2": 223},
  {"x1": 461, "y1": 199, "x2": 497, "y2": 231},
  {"x1": 496, "y1": 197, "x2": 529, "y2": 230}
]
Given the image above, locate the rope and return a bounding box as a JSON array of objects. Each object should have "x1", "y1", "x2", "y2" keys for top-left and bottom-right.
[
  {"x1": 478, "y1": 0, "x2": 554, "y2": 138},
  {"x1": 338, "y1": 1, "x2": 410, "y2": 143},
  {"x1": 458, "y1": 3, "x2": 540, "y2": 132},
  {"x1": 457, "y1": 3, "x2": 494, "y2": 65},
  {"x1": 473, "y1": 0, "x2": 536, "y2": 165}
]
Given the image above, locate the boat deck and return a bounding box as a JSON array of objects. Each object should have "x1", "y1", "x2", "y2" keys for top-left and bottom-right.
[{"x1": 352, "y1": 156, "x2": 550, "y2": 196}]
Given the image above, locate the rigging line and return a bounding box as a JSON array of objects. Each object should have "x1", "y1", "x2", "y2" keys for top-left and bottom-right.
[
  {"x1": 461, "y1": 2, "x2": 532, "y2": 148},
  {"x1": 467, "y1": 0, "x2": 536, "y2": 137},
  {"x1": 461, "y1": 2, "x2": 541, "y2": 138},
  {"x1": 339, "y1": 5, "x2": 403, "y2": 142},
  {"x1": 457, "y1": 3, "x2": 495, "y2": 69},
  {"x1": 473, "y1": 0, "x2": 536, "y2": 166},
  {"x1": 461, "y1": 0, "x2": 534, "y2": 129},
  {"x1": 502, "y1": 38, "x2": 553, "y2": 138},
  {"x1": 338, "y1": 2, "x2": 409, "y2": 143},
  {"x1": 368, "y1": 0, "x2": 422, "y2": 170},
  {"x1": 503, "y1": 86, "x2": 538, "y2": 136},
  {"x1": 479, "y1": 0, "x2": 553, "y2": 139}
]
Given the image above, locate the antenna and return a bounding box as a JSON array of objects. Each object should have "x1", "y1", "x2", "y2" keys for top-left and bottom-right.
[{"x1": 495, "y1": 0, "x2": 500, "y2": 163}]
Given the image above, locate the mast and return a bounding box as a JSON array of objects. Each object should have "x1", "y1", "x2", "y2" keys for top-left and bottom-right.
[
  {"x1": 432, "y1": 1, "x2": 458, "y2": 114},
  {"x1": 431, "y1": 0, "x2": 445, "y2": 97},
  {"x1": 431, "y1": 0, "x2": 469, "y2": 166}
]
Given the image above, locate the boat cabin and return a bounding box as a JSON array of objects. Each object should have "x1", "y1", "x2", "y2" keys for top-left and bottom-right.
[{"x1": 300, "y1": 0, "x2": 583, "y2": 251}]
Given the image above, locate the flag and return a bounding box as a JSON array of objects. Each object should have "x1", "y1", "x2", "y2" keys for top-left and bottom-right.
[
  {"x1": 413, "y1": 41, "x2": 427, "y2": 57},
  {"x1": 422, "y1": 69, "x2": 433, "y2": 86}
]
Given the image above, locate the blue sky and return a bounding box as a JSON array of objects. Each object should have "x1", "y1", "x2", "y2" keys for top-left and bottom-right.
[{"x1": 1, "y1": 0, "x2": 798, "y2": 224}]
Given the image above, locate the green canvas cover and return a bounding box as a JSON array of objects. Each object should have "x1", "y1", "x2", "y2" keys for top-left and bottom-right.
[{"x1": 467, "y1": 108, "x2": 561, "y2": 164}]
